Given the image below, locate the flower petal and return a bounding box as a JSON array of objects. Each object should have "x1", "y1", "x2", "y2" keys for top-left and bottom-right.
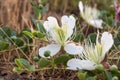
[
  {"x1": 67, "y1": 58, "x2": 83, "y2": 70},
  {"x1": 67, "y1": 59, "x2": 95, "y2": 70},
  {"x1": 61, "y1": 15, "x2": 76, "y2": 39},
  {"x1": 79, "y1": 60, "x2": 96, "y2": 70},
  {"x1": 64, "y1": 43, "x2": 83, "y2": 55},
  {"x1": 39, "y1": 44, "x2": 61, "y2": 58},
  {"x1": 101, "y1": 32, "x2": 114, "y2": 55},
  {"x1": 78, "y1": 1, "x2": 84, "y2": 16},
  {"x1": 114, "y1": 2, "x2": 118, "y2": 11},
  {"x1": 43, "y1": 16, "x2": 59, "y2": 32},
  {"x1": 88, "y1": 19, "x2": 103, "y2": 29},
  {"x1": 78, "y1": 1, "x2": 103, "y2": 29},
  {"x1": 62, "y1": 15, "x2": 76, "y2": 29}
]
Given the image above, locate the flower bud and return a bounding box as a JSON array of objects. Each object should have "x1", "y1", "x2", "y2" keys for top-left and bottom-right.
[
  {"x1": 44, "y1": 50, "x2": 51, "y2": 57},
  {"x1": 114, "y1": 2, "x2": 120, "y2": 22},
  {"x1": 112, "y1": 76, "x2": 118, "y2": 80},
  {"x1": 102, "y1": 62, "x2": 110, "y2": 70},
  {"x1": 110, "y1": 65, "x2": 118, "y2": 73},
  {"x1": 95, "y1": 64, "x2": 104, "y2": 72},
  {"x1": 33, "y1": 56, "x2": 39, "y2": 62}
]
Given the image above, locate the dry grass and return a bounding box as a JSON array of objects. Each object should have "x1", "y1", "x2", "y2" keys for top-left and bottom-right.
[
  {"x1": 0, "y1": 0, "x2": 32, "y2": 32},
  {"x1": 0, "y1": 0, "x2": 119, "y2": 80},
  {"x1": 0, "y1": 0, "x2": 113, "y2": 32}
]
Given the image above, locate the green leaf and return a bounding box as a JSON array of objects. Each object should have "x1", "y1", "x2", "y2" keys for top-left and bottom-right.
[
  {"x1": 105, "y1": 17, "x2": 115, "y2": 27},
  {"x1": 32, "y1": 20, "x2": 46, "y2": 33},
  {"x1": 32, "y1": 31, "x2": 46, "y2": 38},
  {"x1": 0, "y1": 41, "x2": 9, "y2": 51},
  {"x1": 14, "y1": 58, "x2": 35, "y2": 72},
  {"x1": 74, "y1": 32, "x2": 84, "y2": 42},
  {"x1": 13, "y1": 67, "x2": 23, "y2": 72},
  {"x1": 42, "y1": 0, "x2": 48, "y2": 5},
  {"x1": 38, "y1": 58, "x2": 50, "y2": 68},
  {"x1": 19, "y1": 58, "x2": 31, "y2": 68},
  {"x1": 28, "y1": 66, "x2": 35, "y2": 71},
  {"x1": 15, "y1": 59, "x2": 23, "y2": 68},
  {"x1": 54, "y1": 55, "x2": 71, "y2": 66},
  {"x1": 0, "y1": 36, "x2": 3, "y2": 40},
  {"x1": 22, "y1": 31, "x2": 33, "y2": 38},
  {"x1": 88, "y1": 33, "x2": 97, "y2": 43},
  {"x1": 86, "y1": 76, "x2": 97, "y2": 80},
  {"x1": 33, "y1": 6, "x2": 41, "y2": 19},
  {"x1": 114, "y1": 38, "x2": 120, "y2": 47},
  {"x1": 0, "y1": 26, "x2": 16, "y2": 39},
  {"x1": 105, "y1": 70, "x2": 112, "y2": 80},
  {"x1": 41, "y1": 6, "x2": 48, "y2": 14},
  {"x1": 19, "y1": 28, "x2": 31, "y2": 36},
  {"x1": 117, "y1": 31, "x2": 120, "y2": 41},
  {"x1": 111, "y1": 71, "x2": 120, "y2": 77},
  {"x1": 20, "y1": 29, "x2": 33, "y2": 43},
  {"x1": 11, "y1": 36, "x2": 24, "y2": 47},
  {"x1": 77, "y1": 72, "x2": 87, "y2": 80}
]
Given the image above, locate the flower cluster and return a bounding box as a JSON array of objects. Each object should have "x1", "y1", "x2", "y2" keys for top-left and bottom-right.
[
  {"x1": 114, "y1": 2, "x2": 120, "y2": 22},
  {"x1": 39, "y1": 15, "x2": 83, "y2": 58},
  {"x1": 67, "y1": 31, "x2": 113, "y2": 70},
  {"x1": 79, "y1": 1, "x2": 103, "y2": 28},
  {"x1": 10, "y1": 0, "x2": 120, "y2": 79},
  {"x1": 38, "y1": 1, "x2": 114, "y2": 71}
]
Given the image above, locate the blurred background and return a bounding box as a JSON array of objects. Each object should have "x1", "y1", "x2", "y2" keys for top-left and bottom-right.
[{"x1": 0, "y1": 0, "x2": 114, "y2": 32}]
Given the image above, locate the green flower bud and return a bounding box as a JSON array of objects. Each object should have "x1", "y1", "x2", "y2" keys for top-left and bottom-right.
[
  {"x1": 112, "y1": 76, "x2": 118, "y2": 80},
  {"x1": 44, "y1": 50, "x2": 51, "y2": 57},
  {"x1": 110, "y1": 65, "x2": 118, "y2": 73},
  {"x1": 95, "y1": 64, "x2": 104, "y2": 72},
  {"x1": 33, "y1": 56, "x2": 39, "y2": 62}
]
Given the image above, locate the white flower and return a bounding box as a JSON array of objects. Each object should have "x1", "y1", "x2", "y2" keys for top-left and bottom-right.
[
  {"x1": 78, "y1": 1, "x2": 103, "y2": 29},
  {"x1": 39, "y1": 15, "x2": 83, "y2": 58},
  {"x1": 67, "y1": 32, "x2": 114, "y2": 70}
]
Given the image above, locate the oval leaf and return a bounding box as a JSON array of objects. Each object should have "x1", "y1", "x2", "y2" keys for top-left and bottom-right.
[
  {"x1": 19, "y1": 58, "x2": 31, "y2": 68},
  {"x1": 0, "y1": 41, "x2": 9, "y2": 51},
  {"x1": 38, "y1": 58, "x2": 50, "y2": 68}
]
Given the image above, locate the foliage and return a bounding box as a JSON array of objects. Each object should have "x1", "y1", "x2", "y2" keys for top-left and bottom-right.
[{"x1": 0, "y1": 0, "x2": 120, "y2": 80}]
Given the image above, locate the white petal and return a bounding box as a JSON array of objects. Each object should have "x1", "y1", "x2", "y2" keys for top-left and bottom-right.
[
  {"x1": 88, "y1": 19, "x2": 103, "y2": 29},
  {"x1": 47, "y1": 17, "x2": 58, "y2": 26},
  {"x1": 67, "y1": 58, "x2": 83, "y2": 70},
  {"x1": 101, "y1": 32, "x2": 113, "y2": 55},
  {"x1": 62, "y1": 15, "x2": 75, "y2": 29},
  {"x1": 78, "y1": 1, "x2": 84, "y2": 16},
  {"x1": 43, "y1": 16, "x2": 59, "y2": 32},
  {"x1": 69, "y1": 15, "x2": 76, "y2": 29},
  {"x1": 67, "y1": 59, "x2": 95, "y2": 70},
  {"x1": 61, "y1": 15, "x2": 68, "y2": 26},
  {"x1": 43, "y1": 21, "x2": 49, "y2": 31},
  {"x1": 39, "y1": 44, "x2": 61, "y2": 58},
  {"x1": 64, "y1": 43, "x2": 83, "y2": 55},
  {"x1": 61, "y1": 15, "x2": 76, "y2": 39},
  {"x1": 79, "y1": 60, "x2": 95, "y2": 70}
]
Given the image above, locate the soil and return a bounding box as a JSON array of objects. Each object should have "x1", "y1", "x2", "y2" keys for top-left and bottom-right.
[
  {"x1": 0, "y1": 67, "x2": 78, "y2": 80},
  {"x1": 0, "y1": 54, "x2": 78, "y2": 80}
]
